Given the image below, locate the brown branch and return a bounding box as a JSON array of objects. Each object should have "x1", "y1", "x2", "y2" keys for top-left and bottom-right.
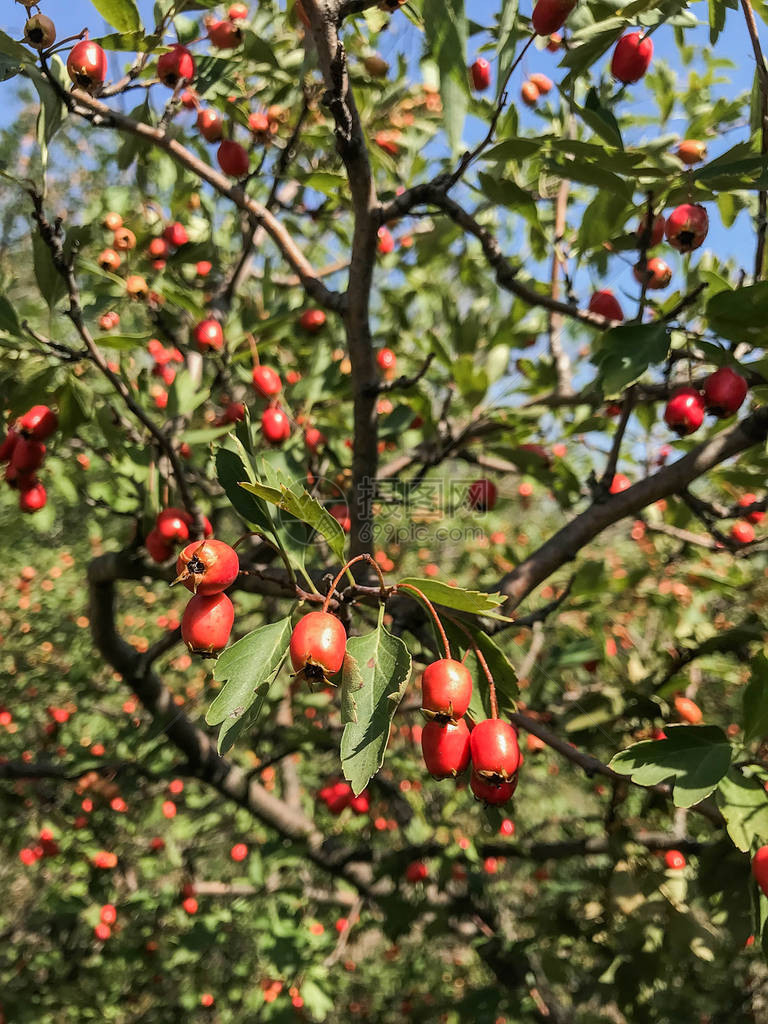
[
  {"x1": 742, "y1": 0, "x2": 768, "y2": 279},
  {"x1": 548, "y1": 119, "x2": 574, "y2": 396}
]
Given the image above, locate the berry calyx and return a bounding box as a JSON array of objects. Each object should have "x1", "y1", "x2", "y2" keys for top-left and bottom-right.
[
  {"x1": 665, "y1": 203, "x2": 709, "y2": 253},
  {"x1": 470, "y1": 770, "x2": 517, "y2": 806},
  {"x1": 175, "y1": 539, "x2": 240, "y2": 595},
  {"x1": 663, "y1": 387, "x2": 705, "y2": 436},
  {"x1": 421, "y1": 719, "x2": 471, "y2": 778},
  {"x1": 665, "y1": 849, "x2": 686, "y2": 870},
  {"x1": 67, "y1": 40, "x2": 108, "y2": 92},
  {"x1": 470, "y1": 58, "x2": 491, "y2": 91},
  {"x1": 181, "y1": 592, "x2": 234, "y2": 655},
  {"x1": 588, "y1": 289, "x2": 624, "y2": 322},
  {"x1": 752, "y1": 846, "x2": 768, "y2": 897},
  {"x1": 702, "y1": 366, "x2": 748, "y2": 417},
  {"x1": 157, "y1": 45, "x2": 195, "y2": 88},
  {"x1": 217, "y1": 140, "x2": 250, "y2": 177},
  {"x1": 421, "y1": 659, "x2": 473, "y2": 721},
  {"x1": 252, "y1": 365, "x2": 282, "y2": 398},
  {"x1": 261, "y1": 407, "x2": 291, "y2": 444},
  {"x1": 611, "y1": 32, "x2": 653, "y2": 84},
  {"x1": 468, "y1": 478, "x2": 498, "y2": 512},
  {"x1": 633, "y1": 256, "x2": 672, "y2": 289},
  {"x1": 289, "y1": 611, "x2": 347, "y2": 683},
  {"x1": 731, "y1": 520, "x2": 755, "y2": 545},
  {"x1": 300, "y1": 309, "x2": 326, "y2": 332},
  {"x1": 469, "y1": 719, "x2": 520, "y2": 782},
  {"x1": 194, "y1": 319, "x2": 224, "y2": 352}
]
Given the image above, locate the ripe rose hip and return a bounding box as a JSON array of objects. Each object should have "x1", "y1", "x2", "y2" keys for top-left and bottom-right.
[
  {"x1": 633, "y1": 256, "x2": 672, "y2": 289},
  {"x1": 421, "y1": 719, "x2": 471, "y2": 778},
  {"x1": 469, "y1": 719, "x2": 520, "y2": 781},
  {"x1": 421, "y1": 659, "x2": 473, "y2": 720},
  {"x1": 163, "y1": 222, "x2": 189, "y2": 248},
  {"x1": 157, "y1": 45, "x2": 195, "y2": 87},
  {"x1": 531, "y1": 0, "x2": 577, "y2": 35},
  {"x1": 665, "y1": 849, "x2": 686, "y2": 870},
  {"x1": 300, "y1": 309, "x2": 326, "y2": 332},
  {"x1": 24, "y1": 14, "x2": 56, "y2": 49},
  {"x1": 67, "y1": 40, "x2": 108, "y2": 92},
  {"x1": 197, "y1": 108, "x2": 223, "y2": 142},
  {"x1": 175, "y1": 539, "x2": 240, "y2": 595},
  {"x1": 588, "y1": 289, "x2": 624, "y2": 322},
  {"x1": 663, "y1": 387, "x2": 705, "y2": 436},
  {"x1": 674, "y1": 695, "x2": 702, "y2": 723},
  {"x1": 636, "y1": 212, "x2": 665, "y2": 248},
  {"x1": 731, "y1": 520, "x2": 755, "y2": 545},
  {"x1": 665, "y1": 203, "x2": 708, "y2": 252},
  {"x1": 261, "y1": 407, "x2": 291, "y2": 444},
  {"x1": 702, "y1": 366, "x2": 748, "y2": 417},
  {"x1": 182, "y1": 592, "x2": 234, "y2": 654},
  {"x1": 470, "y1": 58, "x2": 491, "y2": 91},
  {"x1": 217, "y1": 140, "x2": 250, "y2": 177},
  {"x1": 290, "y1": 611, "x2": 347, "y2": 683},
  {"x1": 611, "y1": 32, "x2": 653, "y2": 84},
  {"x1": 739, "y1": 493, "x2": 764, "y2": 524},
  {"x1": 18, "y1": 405, "x2": 58, "y2": 440},
  {"x1": 194, "y1": 319, "x2": 224, "y2": 352},
  {"x1": 252, "y1": 365, "x2": 282, "y2": 398},
  {"x1": 676, "y1": 139, "x2": 707, "y2": 165},
  {"x1": 468, "y1": 478, "x2": 497, "y2": 511},
  {"x1": 470, "y1": 769, "x2": 517, "y2": 806},
  {"x1": 752, "y1": 846, "x2": 768, "y2": 897}
]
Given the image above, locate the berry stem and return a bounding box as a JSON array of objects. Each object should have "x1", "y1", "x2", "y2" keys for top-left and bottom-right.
[
  {"x1": 394, "y1": 582, "x2": 451, "y2": 660},
  {"x1": 447, "y1": 616, "x2": 498, "y2": 719},
  {"x1": 322, "y1": 553, "x2": 387, "y2": 613}
]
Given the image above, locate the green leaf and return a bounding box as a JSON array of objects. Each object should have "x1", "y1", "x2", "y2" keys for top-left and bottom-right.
[
  {"x1": 743, "y1": 653, "x2": 768, "y2": 743},
  {"x1": 717, "y1": 770, "x2": 768, "y2": 852},
  {"x1": 31, "y1": 233, "x2": 65, "y2": 311},
  {"x1": 240, "y1": 482, "x2": 347, "y2": 564},
  {"x1": 0, "y1": 53, "x2": 22, "y2": 82},
  {"x1": 579, "y1": 87, "x2": 624, "y2": 149},
  {"x1": 423, "y1": 0, "x2": 468, "y2": 156},
  {"x1": 89, "y1": 0, "x2": 142, "y2": 33},
  {"x1": 207, "y1": 618, "x2": 292, "y2": 754},
  {"x1": 592, "y1": 323, "x2": 670, "y2": 395},
  {"x1": 94, "y1": 333, "x2": 150, "y2": 350},
  {"x1": 609, "y1": 724, "x2": 732, "y2": 807},
  {"x1": 0, "y1": 295, "x2": 21, "y2": 336},
  {"x1": 340, "y1": 626, "x2": 411, "y2": 795},
  {"x1": 706, "y1": 282, "x2": 768, "y2": 345},
  {"x1": 340, "y1": 650, "x2": 364, "y2": 725},
  {"x1": 0, "y1": 31, "x2": 33, "y2": 62},
  {"x1": 398, "y1": 577, "x2": 505, "y2": 614},
  {"x1": 577, "y1": 191, "x2": 630, "y2": 253},
  {"x1": 215, "y1": 446, "x2": 275, "y2": 535}
]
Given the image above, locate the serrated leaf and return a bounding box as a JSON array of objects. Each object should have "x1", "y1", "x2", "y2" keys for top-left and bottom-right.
[
  {"x1": 340, "y1": 650, "x2": 363, "y2": 725},
  {"x1": 207, "y1": 618, "x2": 292, "y2": 753},
  {"x1": 609, "y1": 724, "x2": 732, "y2": 807},
  {"x1": 215, "y1": 446, "x2": 275, "y2": 535},
  {"x1": 90, "y1": 0, "x2": 142, "y2": 33},
  {"x1": 398, "y1": 577, "x2": 505, "y2": 614},
  {"x1": 706, "y1": 282, "x2": 768, "y2": 345},
  {"x1": 240, "y1": 481, "x2": 346, "y2": 563},
  {"x1": 592, "y1": 323, "x2": 670, "y2": 395},
  {"x1": 340, "y1": 626, "x2": 411, "y2": 795},
  {"x1": 717, "y1": 770, "x2": 768, "y2": 852}
]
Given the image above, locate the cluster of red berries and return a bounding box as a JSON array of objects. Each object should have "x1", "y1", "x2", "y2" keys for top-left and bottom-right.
[
  {"x1": 149, "y1": 338, "x2": 185, "y2": 386},
  {"x1": 252, "y1": 363, "x2": 293, "y2": 444},
  {"x1": 421, "y1": 660, "x2": 521, "y2": 806},
  {"x1": 176, "y1": 539, "x2": 240, "y2": 655},
  {"x1": 1, "y1": 404, "x2": 58, "y2": 512},
  {"x1": 145, "y1": 506, "x2": 213, "y2": 564},
  {"x1": 18, "y1": 828, "x2": 59, "y2": 866},
  {"x1": 664, "y1": 366, "x2": 748, "y2": 437},
  {"x1": 146, "y1": 221, "x2": 189, "y2": 271},
  {"x1": 94, "y1": 904, "x2": 118, "y2": 941},
  {"x1": 318, "y1": 781, "x2": 371, "y2": 815}
]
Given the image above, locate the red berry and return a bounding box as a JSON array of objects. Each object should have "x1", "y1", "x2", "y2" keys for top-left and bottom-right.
[
  {"x1": 350, "y1": 791, "x2": 370, "y2": 814},
  {"x1": 181, "y1": 592, "x2": 234, "y2": 654},
  {"x1": 175, "y1": 539, "x2": 240, "y2": 595},
  {"x1": 290, "y1": 612, "x2": 347, "y2": 682},
  {"x1": 421, "y1": 719, "x2": 471, "y2": 778},
  {"x1": 299, "y1": 309, "x2": 326, "y2": 332},
  {"x1": 149, "y1": 237, "x2": 170, "y2": 259},
  {"x1": 11, "y1": 438, "x2": 45, "y2": 472},
  {"x1": 665, "y1": 203, "x2": 708, "y2": 253},
  {"x1": 702, "y1": 366, "x2": 748, "y2": 417},
  {"x1": 230, "y1": 843, "x2": 248, "y2": 862},
  {"x1": 156, "y1": 507, "x2": 190, "y2": 544},
  {"x1": 18, "y1": 405, "x2": 58, "y2": 441},
  {"x1": 249, "y1": 111, "x2": 270, "y2": 135},
  {"x1": 207, "y1": 19, "x2": 242, "y2": 48},
  {"x1": 531, "y1": 0, "x2": 577, "y2": 35},
  {"x1": 468, "y1": 478, "x2": 498, "y2": 511},
  {"x1": 94, "y1": 923, "x2": 111, "y2": 941},
  {"x1": 201, "y1": 993, "x2": 215, "y2": 1007},
  {"x1": 145, "y1": 528, "x2": 173, "y2": 563},
  {"x1": 329, "y1": 504, "x2": 351, "y2": 532},
  {"x1": 633, "y1": 256, "x2": 672, "y2": 289},
  {"x1": 469, "y1": 770, "x2": 517, "y2": 806},
  {"x1": 469, "y1": 719, "x2": 520, "y2": 781},
  {"x1": 499, "y1": 818, "x2": 515, "y2": 836},
  {"x1": 163, "y1": 222, "x2": 189, "y2": 248},
  {"x1": 674, "y1": 695, "x2": 702, "y2": 724},
  {"x1": 421, "y1": 659, "x2": 473, "y2": 720},
  {"x1": 377, "y1": 348, "x2": 397, "y2": 373},
  {"x1": 19, "y1": 482, "x2": 47, "y2": 513},
  {"x1": 739, "y1": 493, "x2": 764, "y2": 524},
  {"x1": 67, "y1": 40, "x2": 107, "y2": 91},
  {"x1": 194, "y1": 319, "x2": 224, "y2": 352},
  {"x1": 665, "y1": 849, "x2": 686, "y2": 870},
  {"x1": 676, "y1": 139, "x2": 707, "y2": 165},
  {"x1": 609, "y1": 473, "x2": 631, "y2": 494},
  {"x1": 521, "y1": 81, "x2": 540, "y2": 107},
  {"x1": 261, "y1": 407, "x2": 291, "y2": 444},
  {"x1": 470, "y1": 57, "x2": 491, "y2": 91},
  {"x1": 588, "y1": 289, "x2": 624, "y2": 322},
  {"x1": 377, "y1": 227, "x2": 395, "y2": 254},
  {"x1": 157, "y1": 45, "x2": 195, "y2": 88},
  {"x1": 752, "y1": 846, "x2": 768, "y2": 897},
  {"x1": 182, "y1": 896, "x2": 198, "y2": 915},
  {"x1": 731, "y1": 520, "x2": 755, "y2": 545},
  {"x1": 217, "y1": 140, "x2": 250, "y2": 177},
  {"x1": 252, "y1": 365, "x2": 282, "y2": 398},
  {"x1": 636, "y1": 212, "x2": 666, "y2": 248},
  {"x1": 0, "y1": 429, "x2": 18, "y2": 462},
  {"x1": 304, "y1": 427, "x2": 326, "y2": 453},
  {"x1": 405, "y1": 861, "x2": 428, "y2": 883},
  {"x1": 664, "y1": 387, "x2": 705, "y2": 436},
  {"x1": 529, "y1": 73, "x2": 553, "y2": 94},
  {"x1": 100, "y1": 904, "x2": 117, "y2": 925},
  {"x1": 197, "y1": 260, "x2": 212, "y2": 276},
  {"x1": 197, "y1": 108, "x2": 223, "y2": 142},
  {"x1": 611, "y1": 32, "x2": 653, "y2": 84},
  {"x1": 229, "y1": 2, "x2": 248, "y2": 18}
]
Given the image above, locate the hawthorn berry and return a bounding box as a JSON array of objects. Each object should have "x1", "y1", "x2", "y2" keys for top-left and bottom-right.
[
  {"x1": 249, "y1": 111, "x2": 270, "y2": 136},
  {"x1": 738, "y1": 493, "x2": 764, "y2": 524},
  {"x1": 664, "y1": 387, "x2": 705, "y2": 436},
  {"x1": 175, "y1": 539, "x2": 240, "y2": 595},
  {"x1": 609, "y1": 473, "x2": 631, "y2": 494},
  {"x1": 377, "y1": 227, "x2": 395, "y2": 254},
  {"x1": 94, "y1": 923, "x2": 111, "y2": 941},
  {"x1": 421, "y1": 659, "x2": 473, "y2": 720},
  {"x1": 67, "y1": 40, "x2": 108, "y2": 92},
  {"x1": 405, "y1": 861, "x2": 428, "y2": 883},
  {"x1": 676, "y1": 139, "x2": 707, "y2": 165},
  {"x1": 611, "y1": 32, "x2": 653, "y2": 84},
  {"x1": 469, "y1": 770, "x2": 517, "y2": 806},
  {"x1": 304, "y1": 427, "x2": 326, "y2": 453},
  {"x1": 163, "y1": 222, "x2": 189, "y2": 248},
  {"x1": 521, "y1": 81, "x2": 540, "y2": 107},
  {"x1": 252, "y1": 365, "x2": 282, "y2": 398},
  {"x1": 588, "y1": 289, "x2": 624, "y2": 322},
  {"x1": 470, "y1": 58, "x2": 491, "y2": 91},
  {"x1": 731, "y1": 520, "x2": 755, "y2": 545},
  {"x1": 290, "y1": 612, "x2": 347, "y2": 683},
  {"x1": 100, "y1": 904, "x2": 117, "y2": 925},
  {"x1": 377, "y1": 348, "x2": 396, "y2": 374},
  {"x1": 230, "y1": 843, "x2": 248, "y2": 862},
  {"x1": 636, "y1": 212, "x2": 666, "y2": 247},
  {"x1": 156, "y1": 508, "x2": 190, "y2": 544},
  {"x1": 11, "y1": 439, "x2": 45, "y2": 473},
  {"x1": 421, "y1": 719, "x2": 471, "y2": 778},
  {"x1": 181, "y1": 592, "x2": 235, "y2": 654},
  {"x1": 19, "y1": 405, "x2": 58, "y2": 441},
  {"x1": 468, "y1": 478, "x2": 498, "y2": 511},
  {"x1": 194, "y1": 319, "x2": 224, "y2": 352},
  {"x1": 529, "y1": 73, "x2": 553, "y2": 94},
  {"x1": 182, "y1": 897, "x2": 198, "y2": 915},
  {"x1": 531, "y1": 0, "x2": 577, "y2": 35},
  {"x1": 665, "y1": 849, "x2": 686, "y2": 870},
  {"x1": 633, "y1": 256, "x2": 672, "y2": 289},
  {"x1": 99, "y1": 249, "x2": 121, "y2": 272},
  {"x1": 113, "y1": 227, "x2": 136, "y2": 252},
  {"x1": 145, "y1": 528, "x2": 173, "y2": 563},
  {"x1": 752, "y1": 846, "x2": 768, "y2": 897},
  {"x1": 208, "y1": 19, "x2": 242, "y2": 48},
  {"x1": 674, "y1": 695, "x2": 702, "y2": 724},
  {"x1": 229, "y1": 2, "x2": 249, "y2": 18},
  {"x1": 197, "y1": 108, "x2": 223, "y2": 142},
  {"x1": 217, "y1": 140, "x2": 250, "y2": 177},
  {"x1": 702, "y1": 367, "x2": 748, "y2": 417},
  {"x1": 24, "y1": 14, "x2": 56, "y2": 49},
  {"x1": 469, "y1": 719, "x2": 520, "y2": 781},
  {"x1": 148, "y1": 237, "x2": 170, "y2": 259},
  {"x1": 157, "y1": 45, "x2": 195, "y2": 88},
  {"x1": 665, "y1": 203, "x2": 708, "y2": 253},
  {"x1": 300, "y1": 309, "x2": 326, "y2": 332},
  {"x1": 261, "y1": 407, "x2": 291, "y2": 444}
]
